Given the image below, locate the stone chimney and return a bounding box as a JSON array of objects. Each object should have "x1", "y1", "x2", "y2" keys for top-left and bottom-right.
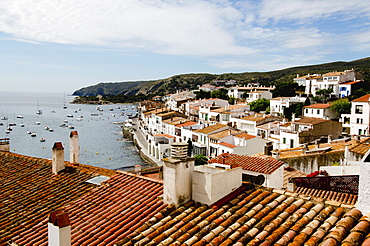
[
  {"x1": 48, "y1": 211, "x2": 71, "y2": 246},
  {"x1": 0, "y1": 138, "x2": 10, "y2": 152},
  {"x1": 69, "y1": 131, "x2": 79, "y2": 164},
  {"x1": 264, "y1": 142, "x2": 273, "y2": 155},
  {"x1": 52, "y1": 142, "x2": 65, "y2": 175},
  {"x1": 163, "y1": 142, "x2": 194, "y2": 207}
]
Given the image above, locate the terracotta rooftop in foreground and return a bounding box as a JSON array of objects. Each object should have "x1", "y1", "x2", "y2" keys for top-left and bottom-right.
[
  {"x1": 119, "y1": 183, "x2": 370, "y2": 246},
  {"x1": 12, "y1": 172, "x2": 165, "y2": 246},
  {"x1": 353, "y1": 94, "x2": 370, "y2": 102},
  {"x1": 208, "y1": 153, "x2": 285, "y2": 174},
  {"x1": 0, "y1": 151, "x2": 115, "y2": 246}
]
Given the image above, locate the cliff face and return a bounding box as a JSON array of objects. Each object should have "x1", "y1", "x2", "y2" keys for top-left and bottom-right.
[{"x1": 72, "y1": 57, "x2": 370, "y2": 97}]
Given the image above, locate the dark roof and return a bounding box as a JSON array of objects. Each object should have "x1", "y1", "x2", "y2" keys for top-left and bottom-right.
[
  {"x1": 11, "y1": 172, "x2": 165, "y2": 246},
  {"x1": 119, "y1": 184, "x2": 369, "y2": 246},
  {"x1": 0, "y1": 151, "x2": 108, "y2": 246}
]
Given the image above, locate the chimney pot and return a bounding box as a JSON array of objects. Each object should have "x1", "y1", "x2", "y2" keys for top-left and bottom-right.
[
  {"x1": 48, "y1": 211, "x2": 71, "y2": 246},
  {"x1": 52, "y1": 142, "x2": 65, "y2": 174}
]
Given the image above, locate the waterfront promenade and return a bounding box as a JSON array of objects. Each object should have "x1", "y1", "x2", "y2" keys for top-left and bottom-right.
[{"x1": 131, "y1": 118, "x2": 163, "y2": 167}]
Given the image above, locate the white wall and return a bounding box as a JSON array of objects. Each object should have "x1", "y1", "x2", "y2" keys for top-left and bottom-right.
[
  {"x1": 319, "y1": 165, "x2": 360, "y2": 176},
  {"x1": 192, "y1": 165, "x2": 242, "y2": 205}
]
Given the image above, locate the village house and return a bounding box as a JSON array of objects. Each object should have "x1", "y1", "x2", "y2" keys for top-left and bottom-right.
[
  {"x1": 338, "y1": 80, "x2": 366, "y2": 98},
  {"x1": 235, "y1": 114, "x2": 282, "y2": 135},
  {"x1": 303, "y1": 103, "x2": 338, "y2": 120},
  {"x1": 297, "y1": 69, "x2": 360, "y2": 97},
  {"x1": 341, "y1": 94, "x2": 370, "y2": 136},
  {"x1": 269, "y1": 96, "x2": 308, "y2": 116},
  {"x1": 227, "y1": 84, "x2": 275, "y2": 99}
]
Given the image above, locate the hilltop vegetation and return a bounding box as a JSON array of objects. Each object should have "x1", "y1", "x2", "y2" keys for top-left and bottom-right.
[{"x1": 72, "y1": 57, "x2": 370, "y2": 101}]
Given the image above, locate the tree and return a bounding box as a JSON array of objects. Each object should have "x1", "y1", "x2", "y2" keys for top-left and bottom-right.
[
  {"x1": 330, "y1": 99, "x2": 351, "y2": 115},
  {"x1": 195, "y1": 90, "x2": 211, "y2": 99},
  {"x1": 249, "y1": 98, "x2": 270, "y2": 112},
  {"x1": 273, "y1": 81, "x2": 299, "y2": 97},
  {"x1": 210, "y1": 88, "x2": 229, "y2": 100},
  {"x1": 316, "y1": 88, "x2": 333, "y2": 102},
  {"x1": 194, "y1": 154, "x2": 208, "y2": 166}
]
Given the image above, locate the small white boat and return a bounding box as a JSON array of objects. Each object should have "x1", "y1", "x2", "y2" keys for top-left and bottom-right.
[
  {"x1": 67, "y1": 114, "x2": 73, "y2": 118},
  {"x1": 7, "y1": 127, "x2": 12, "y2": 131},
  {"x1": 31, "y1": 133, "x2": 36, "y2": 137},
  {"x1": 36, "y1": 109, "x2": 42, "y2": 115},
  {"x1": 91, "y1": 113, "x2": 98, "y2": 116},
  {"x1": 68, "y1": 125, "x2": 74, "y2": 129},
  {"x1": 5, "y1": 130, "x2": 10, "y2": 134},
  {"x1": 59, "y1": 123, "x2": 67, "y2": 127},
  {"x1": 0, "y1": 122, "x2": 3, "y2": 126},
  {"x1": 35, "y1": 122, "x2": 41, "y2": 125},
  {"x1": 51, "y1": 110, "x2": 56, "y2": 113},
  {"x1": 1, "y1": 116, "x2": 8, "y2": 120},
  {"x1": 40, "y1": 138, "x2": 45, "y2": 142},
  {"x1": 109, "y1": 108, "x2": 113, "y2": 111},
  {"x1": 17, "y1": 115, "x2": 24, "y2": 118},
  {"x1": 49, "y1": 128, "x2": 54, "y2": 132},
  {"x1": 20, "y1": 124, "x2": 25, "y2": 127},
  {"x1": 27, "y1": 130, "x2": 32, "y2": 134},
  {"x1": 63, "y1": 120, "x2": 68, "y2": 123}
]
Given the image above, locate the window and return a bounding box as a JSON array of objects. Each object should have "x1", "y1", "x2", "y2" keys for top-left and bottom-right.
[
  {"x1": 359, "y1": 129, "x2": 363, "y2": 135},
  {"x1": 340, "y1": 87, "x2": 347, "y2": 91},
  {"x1": 290, "y1": 139, "x2": 294, "y2": 148},
  {"x1": 305, "y1": 109, "x2": 308, "y2": 114},
  {"x1": 317, "y1": 109, "x2": 320, "y2": 114},
  {"x1": 283, "y1": 138, "x2": 286, "y2": 144},
  {"x1": 357, "y1": 118, "x2": 363, "y2": 124},
  {"x1": 355, "y1": 105, "x2": 363, "y2": 114}
]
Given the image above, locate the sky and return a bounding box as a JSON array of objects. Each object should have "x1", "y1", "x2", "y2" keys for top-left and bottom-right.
[{"x1": 1, "y1": 0, "x2": 370, "y2": 94}]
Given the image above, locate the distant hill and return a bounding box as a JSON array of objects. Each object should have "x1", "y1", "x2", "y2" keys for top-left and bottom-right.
[{"x1": 72, "y1": 57, "x2": 370, "y2": 97}]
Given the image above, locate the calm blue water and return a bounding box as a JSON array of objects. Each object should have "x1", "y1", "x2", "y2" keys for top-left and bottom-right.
[{"x1": 0, "y1": 91, "x2": 146, "y2": 170}]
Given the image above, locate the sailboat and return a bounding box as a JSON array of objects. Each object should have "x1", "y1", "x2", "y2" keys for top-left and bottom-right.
[
  {"x1": 63, "y1": 92, "x2": 67, "y2": 109},
  {"x1": 36, "y1": 100, "x2": 42, "y2": 115}
]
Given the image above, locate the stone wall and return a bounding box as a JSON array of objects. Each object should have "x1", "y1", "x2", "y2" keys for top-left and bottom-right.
[{"x1": 282, "y1": 152, "x2": 344, "y2": 174}]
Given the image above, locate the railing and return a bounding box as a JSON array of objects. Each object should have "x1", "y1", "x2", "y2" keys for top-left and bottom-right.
[{"x1": 291, "y1": 175, "x2": 359, "y2": 194}]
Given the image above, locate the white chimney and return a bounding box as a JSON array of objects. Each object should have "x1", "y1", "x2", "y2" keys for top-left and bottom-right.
[
  {"x1": 48, "y1": 211, "x2": 71, "y2": 246},
  {"x1": 163, "y1": 142, "x2": 194, "y2": 207},
  {"x1": 52, "y1": 142, "x2": 65, "y2": 174},
  {"x1": 357, "y1": 150, "x2": 370, "y2": 214},
  {"x1": 69, "y1": 131, "x2": 79, "y2": 164}
]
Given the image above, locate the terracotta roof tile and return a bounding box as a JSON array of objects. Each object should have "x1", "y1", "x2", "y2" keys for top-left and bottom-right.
[
  {"x1": 208, "y1": 153, "x2": 285, "y2": 174},
  {"x1": 304, "y1": 103, "x2": 331, "y2": 109},
  {"x1": 352, "y1": 94, "x2": 370, "y2": 102},
  {"x1": 118, "y1": 182, "x2": 370, "y2": 246}
]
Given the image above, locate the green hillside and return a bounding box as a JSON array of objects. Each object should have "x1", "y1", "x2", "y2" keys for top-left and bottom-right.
[{"x1": 72, "y1": 57, "x2": 370, "y2": 97}]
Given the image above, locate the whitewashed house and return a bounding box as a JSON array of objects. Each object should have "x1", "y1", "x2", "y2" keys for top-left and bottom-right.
[
  {"x1": 303, "y1": 103, "x2": 338, "y2": 120},
  {"x1": 341, "y1": 94, "x2": 370, "y2": 136},
  {"x1": 270, "y1": 96, "x2": 308, "y2": 116}
]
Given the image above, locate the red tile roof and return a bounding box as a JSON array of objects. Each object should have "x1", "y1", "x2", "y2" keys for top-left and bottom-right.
[
  {"x1": 341, "y1": 80, "x2": 363, "y2": 85},
  {"x1": 208, "y1": 153, "x2": 285, "y2": 174},
  {"x1": 11, "y1": 172, "x2": 165, "y2": 246},
  {"x1": 176, "y1": 121, "x2": 198, "y2": 128},
  {"x1": 0, "y1": 151, "x2": 105, "y2": 246},
  {"x1": 218, "y1": 142, "x2": 237, "y2": 148},
  {"x1": 119, "y1": 185, "x2": 368, "y2": 246},
  {"x1": 353, "y1": 94, "x2": 370, "y2": 102},
  {"x1": 304, "y1": 103, "x2": 331, "y2": 109},
  {"x1": 154, "y1": 134, "x2": 175, "y2": 138},
  {"x1": 234, "y1": 132, "x2": 256, "y2": 140},
  {"x1": 295, "y1": 187, "x2": 358, "y2": 205}
]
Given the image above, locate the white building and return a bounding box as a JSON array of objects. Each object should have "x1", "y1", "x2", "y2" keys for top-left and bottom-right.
[
  {"x1": 270, "y1": 96, "x2": 308, "y2": 116},
  {"x1": 341, "y1": 94, "x2": 370, "y2": 136},
  {"x1": 303, "y1": 103, "x2": 337, "y2": 120},
  {"x1": 245, "y1": 91, "x2": 272, "y2": 103},
  {"x1": 227, "y1": 85, "x2": 275, "y2": 99}
]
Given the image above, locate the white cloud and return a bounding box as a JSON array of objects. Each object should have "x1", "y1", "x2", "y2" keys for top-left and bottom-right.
[
  {"x1": 0, "y1": 0, "x2": 369, "y2": 71},
  {"x1": 0, "y1": 0, "x2": 252, "y2": 56},
  {"x1": 258, "y1": 0, "x2": 370, "y2": 24}
]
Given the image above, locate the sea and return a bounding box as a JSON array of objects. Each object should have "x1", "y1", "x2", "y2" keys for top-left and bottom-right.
[{"x1": 0, "y1": 91, "x2": 147, "y2": 170}]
